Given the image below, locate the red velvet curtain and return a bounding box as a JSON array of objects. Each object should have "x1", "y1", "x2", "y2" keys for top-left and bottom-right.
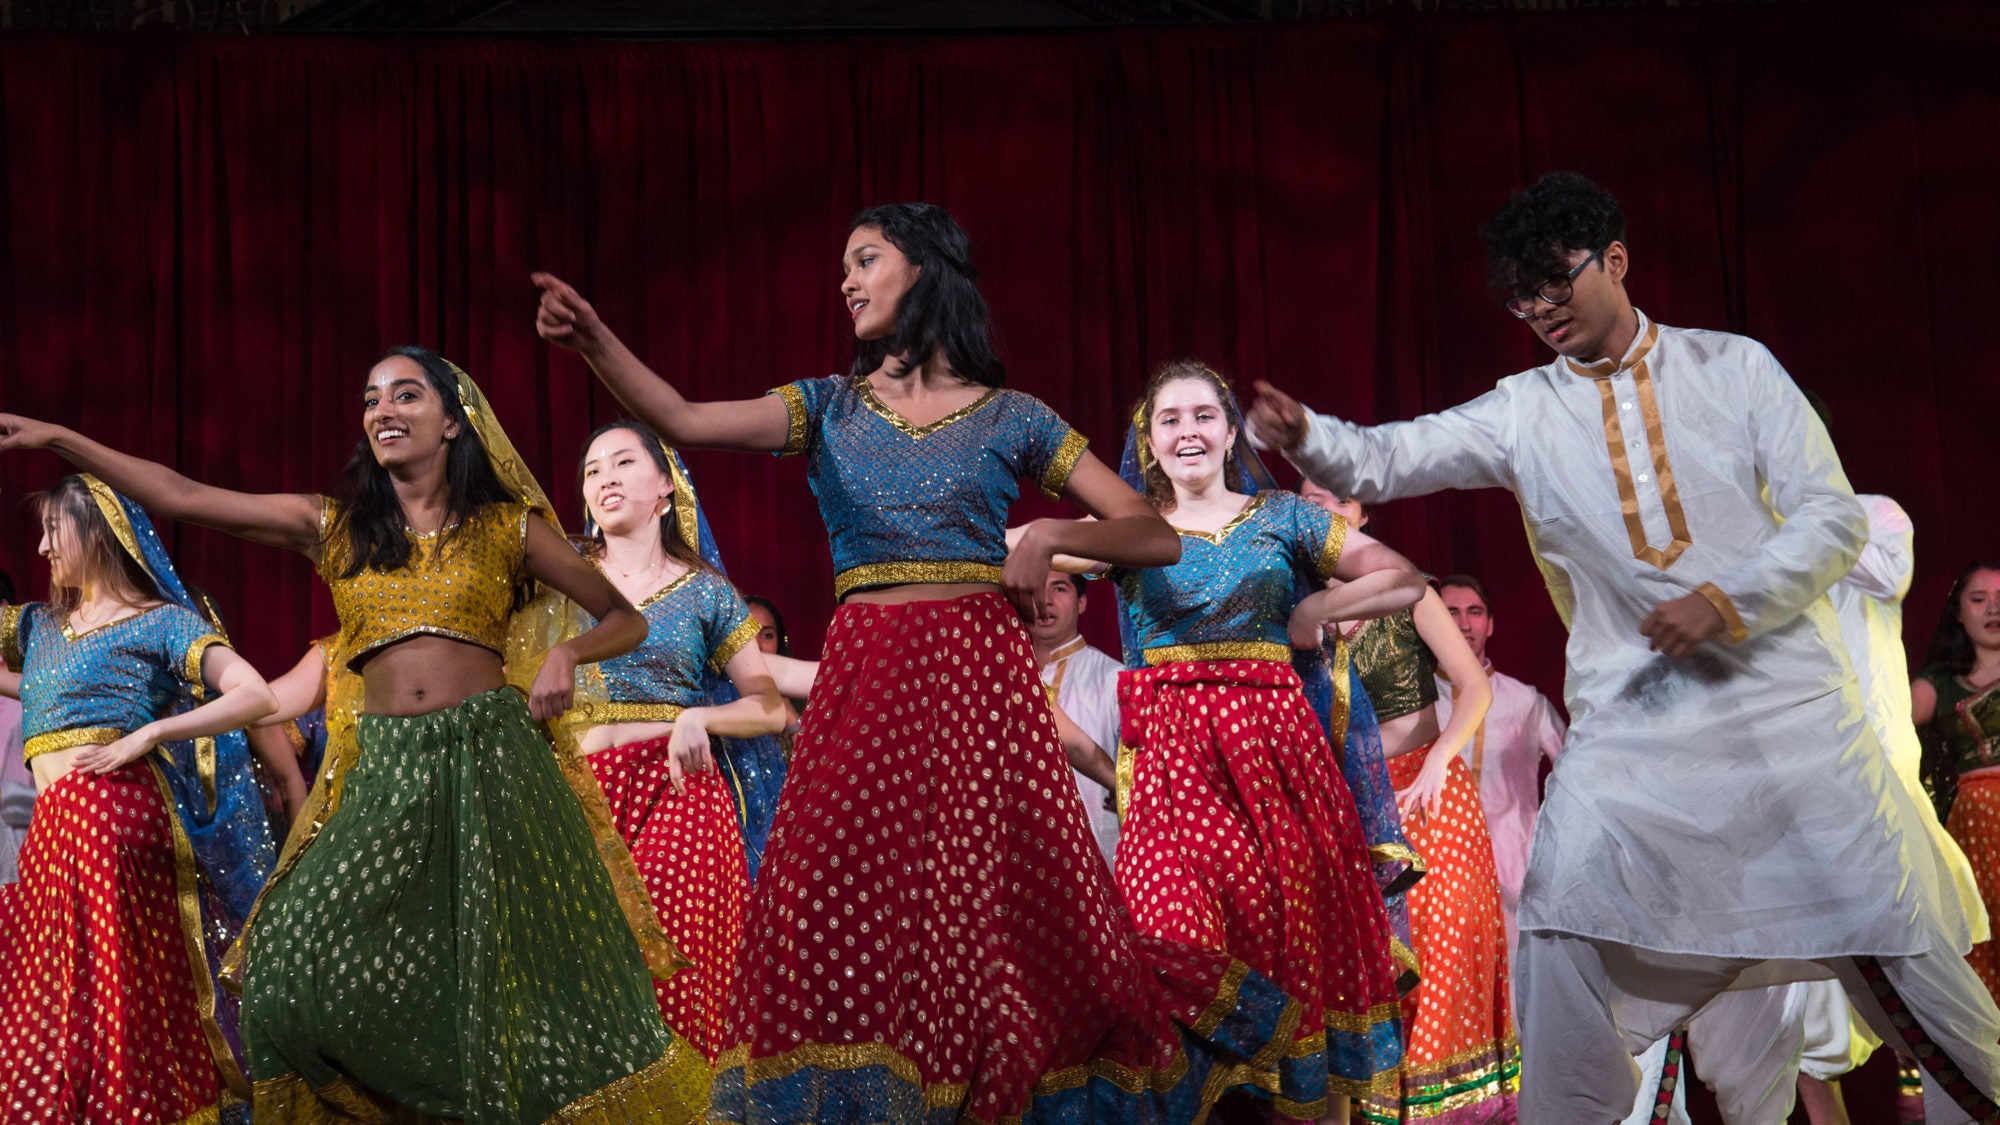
[{"x1": 1, "y1": 5, "x2": 1995, "y2": 703}]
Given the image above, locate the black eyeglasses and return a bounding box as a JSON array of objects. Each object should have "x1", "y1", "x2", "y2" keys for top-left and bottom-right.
[{"x1": 1502, "y1": 249, "x2": 1603, "y2": 319}]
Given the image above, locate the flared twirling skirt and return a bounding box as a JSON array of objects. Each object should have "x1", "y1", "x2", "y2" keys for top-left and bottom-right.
[
  {"x1": 0, "y1": 762, "x2": 237, "y2": 1125},
  {"x1": 590, "y1": 736, "x2": 748, "y2": 1062},
  {"x1": 1117, "y1": 658, "x2": 1407, "y2": 1110},
  {"x1": 712, "y1": 592, "x2": 1314, "y2": 1125},
  {"x1": 1361, "y1": 748, "x2": 1518, "y2": 1124},
  {"x1": 240, "y1": 687, "x2": 709, "y2": 1124}
]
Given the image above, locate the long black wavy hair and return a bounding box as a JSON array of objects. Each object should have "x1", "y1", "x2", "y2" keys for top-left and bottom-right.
[
  {"x1": 1924, "y1": 559, "x2": 2000, "y2": 676},
  {"x1": 1481, "y1": 171, "x2": 1627, "y2": 301},
  {"x1": 331, "y1": 345, "x2": 517, "y2": 579},
  {"x1": 847, "y1": 202, "x2": 1006, "y2": 388}
]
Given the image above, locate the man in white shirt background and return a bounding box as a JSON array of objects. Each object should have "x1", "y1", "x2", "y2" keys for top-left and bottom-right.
[
  {"x1": 1029, "y1": 570, "x2": 1122, "y2": 867},
  {"x1": 1431, "y1": 574, "x2": 1565, "y2": 955}
]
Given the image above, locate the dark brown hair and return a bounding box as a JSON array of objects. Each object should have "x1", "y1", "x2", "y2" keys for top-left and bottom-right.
[{"x1": 1130, "y1": 359, "x2": 1245, "y2": 514}]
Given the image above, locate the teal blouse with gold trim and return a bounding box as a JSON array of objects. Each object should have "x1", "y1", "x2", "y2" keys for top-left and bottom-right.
[
  {"x1": 584, "y1": 568, "x2": 760, "y2": 724},
  {"x1": 0, "y1": 602, "x2": 225, "y2": 761},
  {"x1": 768, "y1": 374, "x2": 1088, "y2": 598},
  {"x1": 1115, "y1": 491, "x2": 1347, "y2": 666}
]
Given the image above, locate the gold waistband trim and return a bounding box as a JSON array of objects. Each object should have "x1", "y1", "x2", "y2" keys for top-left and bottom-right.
[
  {"x1": 1141, "y1": 641, "x2": 1293, "y2": 667},
  {"x1": 590, "y1": 702, "x2": 689, "y2": 725},
  {"x1": 832, "y1": 561, "x2": 1004, "y2": 599},
  {"x1": 24, "y1": 726, "x2": 125, "y2": 762}
]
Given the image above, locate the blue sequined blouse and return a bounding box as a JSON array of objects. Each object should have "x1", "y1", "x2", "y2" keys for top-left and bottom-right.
[
  {"x1": 1115, "y1": 491, "x2": 1346, "y2": 666},
  {"x1": 1, "y1": 602, "x2": 226, "y2": 761},
  {"x1": 586, "y1": 568, "x2": 760, "y2": 723},
  {"x1": 769, "y1": 374, "x2": 1089, "y2": 598}
]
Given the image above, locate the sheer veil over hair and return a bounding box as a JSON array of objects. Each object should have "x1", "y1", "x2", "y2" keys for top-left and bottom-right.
[
  {"x1": 570, "y1": 435, "x2": 790, "y2": 877},
  {"x1": 78, "y1": 474, "x2": 279, "y2": 1098},
  {"x1": 225, "y1": 361, "x2": 685, "y2": 988}
]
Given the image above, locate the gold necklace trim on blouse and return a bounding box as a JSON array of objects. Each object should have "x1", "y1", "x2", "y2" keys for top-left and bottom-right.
[
  {"x1": 1174, "y1": 493, "x2": 1268, "y2": 545},
  {"x1": 853, "y1": 376, "x2": 1002, "y2": 440}
]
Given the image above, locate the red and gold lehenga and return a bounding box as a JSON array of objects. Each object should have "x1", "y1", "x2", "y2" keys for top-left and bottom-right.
[
  {"x1": 712, "y1": 374, "x2": 1319, "y2": 1124},
  {"x1": 1112, "y1": 489, "x2": 1411, "y2": 1116},
  {"x1": 0, "y1": 479, "x2": 279, "y2": 1124}
]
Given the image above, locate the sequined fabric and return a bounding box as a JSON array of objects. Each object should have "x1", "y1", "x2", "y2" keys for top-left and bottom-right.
[
  {"x1": 1114, "y1": 492, "x2": 1345, "y2": 665},
  {"x1": 240, "y1": 688, "x2": 707, "y2": 1124},
  {"x1": 583, "y1": 568, "x2": 782, "y2": 879},
  {"x1": 768, "y1": 375, "x2": 1087, "y2": 598},
  {"x1": 589, "y1": 736, "x2": 747, "y2": 1062},
  {"x1": 318, "y1": 498, "x2": 528, "y2": 668},
  {"x1": 0, "y1": 764, "x2": 241, "y2": 1123},
  {"x1": 1948, "y1": 774, "x2": 2000, "y2": 1005},
  {"x1": 591, "y1": 570, "x2": 757, "y2": 717},
  {"x1": 0, "y1": 603, "x2": 222, "y2": 761},
  {"x1": 1349, "y1": 610, "x2": 1439, "y2": 724},
  {"x1": 1360, "y1": 749, "x2": 1518, "y2": 1124},
  {"x1": 1334, "y1": 649, "x2": 1424, "y2": 989},
  {"x1": 1116, "y1": 658, "x2": 1406, "y2": 1107},
  {"x1": 712, "y1": 593, "x2": 1311, "y2": 1124}
]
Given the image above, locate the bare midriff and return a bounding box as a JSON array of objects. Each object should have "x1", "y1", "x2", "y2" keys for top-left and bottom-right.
[
  {"x1": 31, "y1": 745, "x2": 103, "y2": 792},
  {"x1": 1377, "y1": 705, "x2": 1444, "y2": 760},
  {"x1": 843, "y1": 581, "x2": 1002, "y2": 606},
  {"x1": 358, "y1": 634, "x2": 507, "y2": 717},
  {"x1": 576, "y1": 721, "x2": 676, "y2": 755}
]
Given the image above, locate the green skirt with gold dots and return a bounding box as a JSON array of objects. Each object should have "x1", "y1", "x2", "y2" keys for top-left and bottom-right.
[{"x1": 241, "y1": 687, "x2": 709, "y2": 1124}]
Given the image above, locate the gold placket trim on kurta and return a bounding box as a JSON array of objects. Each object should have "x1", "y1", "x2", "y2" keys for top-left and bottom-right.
[{"x1": 1566, "y1": 320, "x2": 1690, "y2": 570}]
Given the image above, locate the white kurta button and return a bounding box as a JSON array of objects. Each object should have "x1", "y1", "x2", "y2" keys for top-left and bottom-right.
[
  {"x1": 1637, "y1": 473, "x2": 1650, "y2": 482},
  {"x1": 1621, "y1": 401, "x2": 1634, "y2": 411}
]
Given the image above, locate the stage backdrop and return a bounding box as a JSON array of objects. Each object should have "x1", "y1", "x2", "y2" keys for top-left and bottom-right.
[{"x1": 1, "y1": 4, "x2": 1994, "y2": 705}]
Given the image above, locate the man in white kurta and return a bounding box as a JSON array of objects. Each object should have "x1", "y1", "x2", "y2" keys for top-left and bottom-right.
[
  {"x1": 1029, "y1": 570, "x2": 1121, "y2": 866},
  {"x1": 1432, "y1": 575, "x2": 1566, "y2": 954},
  {"x1": 1248, "y1": 173, "x2": 1998, "y2": 1122}
]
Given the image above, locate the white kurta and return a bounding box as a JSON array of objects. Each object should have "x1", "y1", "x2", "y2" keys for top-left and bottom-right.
[
  {"x1": 1831, "y1": 494, "x2": 1988, "y2": 941},
  {"x1": 1434, "y1": 663, "x2": 1565, "y2": 950},
  {"x1": 1039, "y1": 638, "x2": 1122, "y2": 867},
  {"x1": 1278, "y1": 311, "x2": 1965, "y2": 963}
]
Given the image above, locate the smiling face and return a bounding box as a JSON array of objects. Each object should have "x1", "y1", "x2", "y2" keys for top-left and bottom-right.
[
  {"x1": 1959, "y1": 568, "x2": 2000, "y2": 653},
  {"x1": 1521, "y1": 241, "x2": 1633, "y2": 362},
  {"x1": 581, "y1": 427, "x2": 675, "y2": 539},
  {"x1": 841, "y1": 225, "x2": 919, "y2": 342},
  {"x1": 1148, "y1": 377, "x2": 1237, "y2": 495},
  {"x1": 361, "y1": 356, "x2": 460, "y2": 471}
]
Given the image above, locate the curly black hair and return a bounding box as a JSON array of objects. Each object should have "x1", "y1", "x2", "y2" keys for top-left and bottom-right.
[{"x1": 1482, "y1": 171, "x2": 1627, "y2": 298}]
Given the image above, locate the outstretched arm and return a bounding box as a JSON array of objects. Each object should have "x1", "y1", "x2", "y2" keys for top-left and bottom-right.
[
  {"x1": 0, "y1": 416, "x2": 323, "y2": 555},
  {"x1": 533, "y1": 273, "x2": 793, "y2": 453},
  {"x1": 762, "y1": 653, "x2": 820, "y2": 701},
  {"x1": 1247, "y1": 379, "x2": 1518, "y2": 505},
  {"x1": 1004, "y1": 453, "x2": 1180, "y2": 620}
]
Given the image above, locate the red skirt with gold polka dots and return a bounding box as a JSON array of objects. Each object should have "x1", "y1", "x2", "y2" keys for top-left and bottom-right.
[
  {"x1": 1117, "y1": 658, "x2": 1407, "y2": 1108},
  {"x1": 590, "y1": 735, "x2": 749, "y2": 1064},
  {"x1": 1360, "y1": 746, "x2": 1518, "y2": 1124},
  {"x1": 711, "y1": 593, "x2": 1318, "y2": 1124},
  {"x1": 0, "y1": 762, "x2": 239, "y2": 1123}
]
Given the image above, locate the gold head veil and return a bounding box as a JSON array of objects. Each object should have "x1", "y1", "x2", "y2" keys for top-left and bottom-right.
[{"x1": 224, "y1": 360, "x2": 685, "y2": 987}]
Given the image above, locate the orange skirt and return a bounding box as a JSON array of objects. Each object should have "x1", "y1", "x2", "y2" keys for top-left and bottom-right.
[
  {"x1": 1947, "y1": 771, "x2": 2000, "y2": 1005},
  {"x1": 590, "y1": 735, "x2": 748, "y2": 1062},
  {"x1": 1362, "y1": 746, "x2": 1518, "y2": 1123}
]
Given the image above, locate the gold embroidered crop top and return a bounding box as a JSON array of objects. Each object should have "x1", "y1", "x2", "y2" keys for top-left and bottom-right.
[
  {"x1": 317, "y1": 498, "x2": 530, "y2": 670},
  {"x1": 1349, "y1": 607, "x2": 1439, "y2": 722}
]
